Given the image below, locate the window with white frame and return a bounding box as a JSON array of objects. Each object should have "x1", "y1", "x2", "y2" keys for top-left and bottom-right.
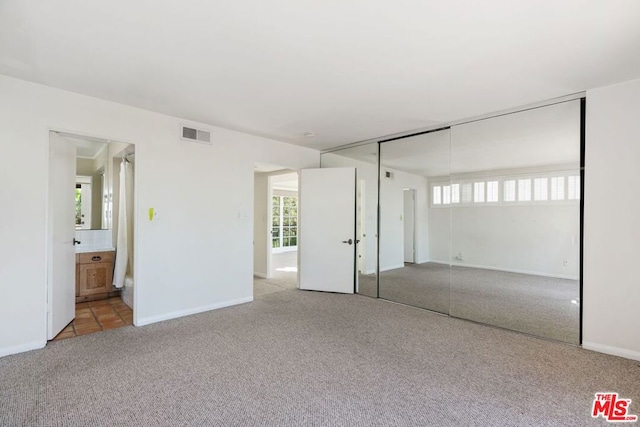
[
  {"x1": 272, "y1": 196, "x2": 298, "y2": 250},
  {"x1": 550, "y1": 176, "x2": 565, "y2": 200},
  {"x1": 518, "y1": 179, "x2": 532, "y2": 201},
  {"x1": 503, "y1": 180, "x2": 516, "y2": 202},
  {"x1": 442, "y1": 185, "x2": 451, "y2": 204},
  {"x1": 451, "y1": 183, "x2": 460, "y2": 203},
  {"x1": 567, "y1": 175, "x2": 580, "y2": 200},
  {"x1": 533, "y1": 177, "x2": 548, "y2": 201},
  {"x1": 431, "y1": 171, "x2": 580, "y2": 207},
  {"x1": 486, "y1": 181, "x2": 499, "y2": 202},
  {"x1": 433, "y1": 186, "x2": 442, "y2": 205},
  {"x1": 473, "y1": 182, "x2": 485, "y2": 203},
  {"x1": 461, "y1": 183, "x2": 473, "y2": 203}
]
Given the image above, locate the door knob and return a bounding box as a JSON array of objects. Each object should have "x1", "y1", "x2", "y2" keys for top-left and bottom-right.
[
  {"x1": 341, "y1": 239, "x2": 353, "y2": 245},
  {"x1": 73, "y1": 239, "x2": 81, "y2": 246}
]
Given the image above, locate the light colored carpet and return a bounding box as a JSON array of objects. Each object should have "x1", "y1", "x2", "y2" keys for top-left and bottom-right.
[
  {"x1": 1, "y1": 289, "x2": 638, "y2": 426},
  {"x1": 254, "y1": 251, "x2": 298, "y2": 297},
  {"x1": 359, "y1": 263, "x2": 579, "y2": 344}
]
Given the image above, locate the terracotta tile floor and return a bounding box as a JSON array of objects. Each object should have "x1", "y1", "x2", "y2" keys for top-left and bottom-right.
[{"x1": 52, "y1": 296, "x2": 133, "y2": 341}]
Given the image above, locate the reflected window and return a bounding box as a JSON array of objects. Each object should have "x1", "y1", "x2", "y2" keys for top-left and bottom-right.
[
  {"x1": 568, "y1": 175, "x2": 581, "y2": 200},
  {"x1": 551, "y1": 177, "x2": 565, "y2": 200},
  {"x1": 433, "y1": 186, "x2": 442, "y2": 205},
  {"x1": 451, "y1": 183, "x2": 460, "y2": 203},
  {"x1": 504, "y1": 180, "x2": 516, "y2": 202},
  {"x1": 473, "y1": 182, "x2": 485, "y2": 203},
  {"x1": 534, "y1": 178, "x2": 548, "y2": 201},
  {"x1": 443, "y1": 185, "x2": 451, "y2": 204},
  {"x1": 486, "y1": 181, "x2": 499, "y2": 202},
  {"x1": 518, "y1": 179, "x2": 532, "y2": 201},
  {"x1": 461, "y1": 183, "x2": 473, "y2": 203}
]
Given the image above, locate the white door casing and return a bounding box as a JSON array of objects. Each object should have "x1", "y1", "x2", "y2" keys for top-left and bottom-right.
[
  {"x1": 357, "y1": 179, "x2": 366, "y2": 275},
  {"x1": 299, "y1": 168, "x2": 356, "y2": 294},
  {"x1": 403, "y1": 189, "x2": 415, "y2": 263},
  {"x1": 48, "y1": 132, "x2": 77, "y2": 340}
]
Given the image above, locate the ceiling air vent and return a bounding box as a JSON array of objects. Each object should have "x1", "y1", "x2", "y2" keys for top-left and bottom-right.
[{"x1": 181, "y1": 125, "x2": 212, "y2": 145}]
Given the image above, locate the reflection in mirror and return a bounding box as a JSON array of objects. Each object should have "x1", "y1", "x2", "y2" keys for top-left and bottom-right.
[
  {"x1": 379, "y1": 129, "x2": 451, "y2": 313},
  {"x1": 60, "y1": 132, "x2": 135, "y2": 232},
  {"x1": 449, "y1": 100, "x2": 581, "y2": 344},
  {"x1": 73, "y1": 137, "x2": 110, "y2": 230},
  {"x1": 320, "y1": 143, "x2": 379, "y2": 298}
]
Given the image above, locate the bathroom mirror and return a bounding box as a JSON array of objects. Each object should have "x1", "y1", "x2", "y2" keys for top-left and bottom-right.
[
  {"x1": 379, "y1": 129, "x2": 451, "y2": 313},
  {"x1": 320, "y1": 143, "x2": 379, "y2": 298},
  {"x1": 71, "y1": 136, "x2": 110, "y2": 230},
  {"x1": 59, "y1": 132, "x2": 135, "y2": 231}
]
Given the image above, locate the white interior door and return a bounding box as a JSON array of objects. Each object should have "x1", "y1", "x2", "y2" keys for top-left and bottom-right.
[
  {"x1": 403, "y1": 189, "x2": 415, "y2": 263},
  {"x1": 48, "y1": 132, "x2": 77, "y2": 340},
  {"x1": 299, "y1": 168, "x2": 356, "y2": 293}
]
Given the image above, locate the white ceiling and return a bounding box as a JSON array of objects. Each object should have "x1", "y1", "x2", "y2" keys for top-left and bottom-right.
[
  {"x1": 2, "y1": 1, "x2": 640, "y2": 151},
  {"x1": 59, "y1": 133, "x2": 108, "y2": 159},
  {"x1": 271, "y1": 172, "x2": 299, "y2": 191}
]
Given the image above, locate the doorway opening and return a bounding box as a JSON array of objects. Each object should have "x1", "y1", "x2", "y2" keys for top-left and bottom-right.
[
  {"x1": 48, "y1": 131, "x2": 136, "y2": 341},
  {"x1": 253, "y1": 164, "x2": 299, "y2": 298}
]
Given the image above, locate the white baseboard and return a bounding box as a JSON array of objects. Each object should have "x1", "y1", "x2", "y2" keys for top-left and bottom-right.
[
  {"x1": 379, "y1": 264, "x2": 405, "y2": 273},
  {"x1": 425, "y1": 259, "x2": 578, "y2": 280},
  {"x1": 582, "y1": 341, "x2": 640, "y2": 362},
  {"x1": 136, "y1": 296, "x2": 254, "y2": 327},
  {"x1": 253, "y1": 272, "x2": 267, "y2": 279},
  {"x1": 0, "y1": 340, "x2": 46, "y2": 358}
]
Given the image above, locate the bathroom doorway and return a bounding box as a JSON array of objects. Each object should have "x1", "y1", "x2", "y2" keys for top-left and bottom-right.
[
  {"x1": 253, "y1": 163, "x2": 299, "y2": 298},
  {"x1": 47, "y1": 131, "x2": 136, "y2": 341}
]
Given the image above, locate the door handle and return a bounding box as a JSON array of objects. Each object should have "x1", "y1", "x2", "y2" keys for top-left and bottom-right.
[
  {"x1": 73, "y1": 239, "x2": 81, "y2": 246},
  {"x1": 341, "y1": 239, "x2": 353, "y2": 245}
]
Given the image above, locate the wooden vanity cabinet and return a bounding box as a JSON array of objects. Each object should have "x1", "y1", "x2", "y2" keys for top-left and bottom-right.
[{"x1": 76, "y1": 251, "x2": 115, "y2": 302}]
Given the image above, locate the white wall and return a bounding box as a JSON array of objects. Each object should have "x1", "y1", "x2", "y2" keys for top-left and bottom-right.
[
  {"x1": 583, "y1": 77, "x2": 640, "y2": 361},
  {"x1": 109, "y1": 142, "x2": 131, "y2": 245},
  {"x1": 0, "y1": 75, "x2": 319, "y2": 357},
  {"x1": 253, "y1": 172, "x2": 268, "y2": 278},
  {"x1": 429, "y1": 203, "x2": 580, "y2": 279},
  {"x1": 76, "y1": 158, "x2": 94, "y2": 175}
]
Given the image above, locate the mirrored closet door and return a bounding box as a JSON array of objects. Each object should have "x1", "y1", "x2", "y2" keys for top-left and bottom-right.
[
  {"x1": 320, "y1": 99, "x2": 581, "y2": 345},
  {"x1": 448, "y1": 101, "x2": 581, "y2": 344},
  {"x1": 378, "y1": 129, "x2": 451, "y2": 314}
]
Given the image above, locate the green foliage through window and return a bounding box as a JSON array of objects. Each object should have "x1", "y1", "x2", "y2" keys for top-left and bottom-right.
[{"x1": 272, "y1": 196, "x2": 298, "y2": 249}]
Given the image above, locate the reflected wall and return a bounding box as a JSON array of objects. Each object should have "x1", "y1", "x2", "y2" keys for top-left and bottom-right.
[
  {"x1": 321, "y1": 143, "x2": 379, "y2": 297},
  {"x1": 378, "y1": 130, "x2": 451, "y2": 314}
]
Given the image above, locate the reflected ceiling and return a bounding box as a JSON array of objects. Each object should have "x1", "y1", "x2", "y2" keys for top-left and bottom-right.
[{"x1": 350, "y1": 100, "x2": 580, "y2": 177}]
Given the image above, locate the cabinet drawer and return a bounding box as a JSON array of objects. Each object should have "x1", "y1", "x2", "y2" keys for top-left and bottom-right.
[{"x1": 79, "y1": 251, "x2": 114, "y2": 264}]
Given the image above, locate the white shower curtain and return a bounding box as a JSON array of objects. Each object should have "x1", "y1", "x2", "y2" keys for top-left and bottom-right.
[{"x1": 113, "y1": 159, "x2": 134, "y2": 288}]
